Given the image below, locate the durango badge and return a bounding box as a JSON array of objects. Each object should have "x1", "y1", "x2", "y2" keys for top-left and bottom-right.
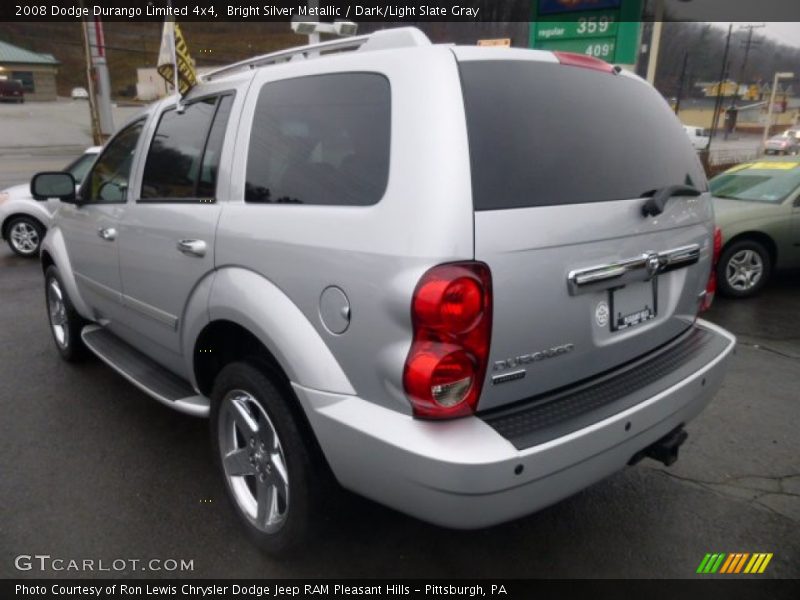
[{"x1": 493, "y1": 343, "x2": 575, "y2": 373}]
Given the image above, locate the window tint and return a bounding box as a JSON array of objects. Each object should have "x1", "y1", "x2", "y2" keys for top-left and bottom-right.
[
  {"x1": 460, "y1": 61, "x2": 707, "y2": 210},
  {"x1": 197, "y1": 95, "x2": 233, "y2": 198},
  {"x1": 83, "y1": 121, "x2": 144, "y2": 204},
  {"x1": 245, "y1": 73, "x2": 390, "y2": 206},
  {"x1": 141, "y1": 95, "x2": 231, "y2": 200},
  {"x1": 64, "y1": 152, "x2": 97, "y2": 185}
]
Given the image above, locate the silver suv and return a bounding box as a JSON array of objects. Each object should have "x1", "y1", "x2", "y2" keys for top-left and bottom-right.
[{"x1": 33, "y1": 28, "x2": 735, "y2": 554}]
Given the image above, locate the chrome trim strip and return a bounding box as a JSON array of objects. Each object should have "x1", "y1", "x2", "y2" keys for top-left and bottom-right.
[
  {"x1": 660, "y1": 244, "x2": 701, "y2": 271},
  {"x1": 568, "y1": 244, "x2": 701, "y2": 295},
  {"x1": 492, "y1": 370, "x2": 527, "y2": 385},
  {"x1": 121, "y1": 294, "x2": 179, "y2": 330}
]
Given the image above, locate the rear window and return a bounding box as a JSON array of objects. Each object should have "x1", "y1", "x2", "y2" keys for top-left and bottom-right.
[{"x1": 460, "y1": 60, "x2": 707, "y2": 210}]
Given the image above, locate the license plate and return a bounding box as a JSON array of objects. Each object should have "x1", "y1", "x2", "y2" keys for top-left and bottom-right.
[{"x1": 610, "y1": 280, "x2": 657, "y2": 331}]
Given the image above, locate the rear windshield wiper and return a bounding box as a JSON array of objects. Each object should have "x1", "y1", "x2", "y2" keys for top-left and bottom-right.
[{"x1": 641, "y1": 185, "x2": 702, "y2": 217}]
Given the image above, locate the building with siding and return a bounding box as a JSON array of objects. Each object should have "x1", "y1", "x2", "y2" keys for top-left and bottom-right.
[{"x1": 0, "y1": 40, "x2": 59, "y2": 101}]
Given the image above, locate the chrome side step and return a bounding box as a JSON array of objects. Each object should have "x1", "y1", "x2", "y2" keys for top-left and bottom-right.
[{"x1": 81, "y1": 325, "x2": 209, "y2": 417}]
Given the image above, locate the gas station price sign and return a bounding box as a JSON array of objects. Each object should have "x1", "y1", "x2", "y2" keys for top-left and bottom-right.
[{"x1": 530, "y1": 0, "x2": 643, "y2": 65}]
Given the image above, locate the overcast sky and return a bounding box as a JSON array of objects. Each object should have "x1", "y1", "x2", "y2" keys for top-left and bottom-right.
[
  {"x1": 662, "y1": 0, "x2": 800, "y2": 47},
  {"x1": 710, "y1": 22, "x2": 800, "y2": 49}
]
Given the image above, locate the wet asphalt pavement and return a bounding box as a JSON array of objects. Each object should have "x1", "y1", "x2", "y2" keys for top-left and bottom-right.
[{"x1": 1, "y1": 243, "x2": 798, "y2": 580}]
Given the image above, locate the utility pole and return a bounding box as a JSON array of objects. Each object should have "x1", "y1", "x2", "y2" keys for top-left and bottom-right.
[
  {"x1": 709, "y1": 24, "x2": 732, "y2": 148},
  {"x1": 84, "y1": 17, "x2": 114, "y2": 141},
  {"x1": 675, "y1": 51, "x2": 689, "y2": 115},
  {"x1": 79, "y1": 13, "x2": 101, "y2": 146},
  {"x1": 307, "y1": 0, "x2": 320, "y2": 45},
  {"x1": 737, "y1": 24, "x2": 764, "y2": 100}
]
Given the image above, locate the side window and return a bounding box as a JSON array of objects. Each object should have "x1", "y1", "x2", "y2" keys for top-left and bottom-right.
[
  {"x1": 140, "y1": 94, "x2": 233, "y2": 201},
  {"x1": 65, "y1": 152, "x2": 97, "y2": 185},
  {"x1": 245, "y1": 73, "x2": 390, "y2": 206},
  {"x1": 83, "y1": 121, "x2": 144, "y2": 204},
  {"x1": 198, "y1": 95, "x2": 234, "y2": 198}
]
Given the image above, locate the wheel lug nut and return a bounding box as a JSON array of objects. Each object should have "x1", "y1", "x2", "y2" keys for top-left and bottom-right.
[{"x1": 259, "y1": 473, "x2": 266, "y2": 482}]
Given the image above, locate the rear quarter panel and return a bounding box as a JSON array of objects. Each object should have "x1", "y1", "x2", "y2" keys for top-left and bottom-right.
[{"x1": 215, "y1": 46, "x2": 474, "y2": 413}]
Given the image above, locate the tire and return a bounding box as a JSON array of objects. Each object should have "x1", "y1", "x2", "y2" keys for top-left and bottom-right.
[
  {"x1": 6, "y1": 216, "x2": 44, "y2": 257},
  {"x1": 716, "y1": 239, "x2": 772, "y2": 298},
  {"x1": 44, "y1": 265, "x2": 88, "y2": 361},
  {"x1": 210, "y1": 361, "x2": 331, "y2": 556}
]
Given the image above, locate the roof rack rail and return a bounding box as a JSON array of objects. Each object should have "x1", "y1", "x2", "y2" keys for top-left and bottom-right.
[{"x1": 203, "y1": 27, "x2": 431, "y2": 82}]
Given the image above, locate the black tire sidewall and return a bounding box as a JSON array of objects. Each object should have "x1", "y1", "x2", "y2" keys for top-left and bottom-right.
[
  {"x1": 716, "y1": 240, "x2": 772, "y2": 298},
  {"x1": 7, "y1": 216, "x2": 44, "y2": 257},
  {"x1": 210, "y1": 361, "x2": 319, "y2": 556},
  {"x1": 44, "y1": 265, "x2": 87, "y2": 361}
]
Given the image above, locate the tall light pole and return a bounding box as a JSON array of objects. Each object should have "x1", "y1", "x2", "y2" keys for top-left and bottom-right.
[
  {"x1": 762, "y1": 72, "x2": 794, "y2": 149},
  {"x1": 645, "y1": 0, "x2": 693, "y2": 86},
  {"x1": 644, "y1": 0, "x2": 664, "y2": 85}
]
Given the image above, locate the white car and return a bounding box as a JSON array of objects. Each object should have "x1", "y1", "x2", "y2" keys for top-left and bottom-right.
[
  {"x1": 71, "y1": 87, "x2": 89, "y2": 100},
  {"x1": 0, "y1": 147, "x2": 100, "y2": 256},
  {"x1": 683, "y1": 125, "x2": 710, "y2": 151}
]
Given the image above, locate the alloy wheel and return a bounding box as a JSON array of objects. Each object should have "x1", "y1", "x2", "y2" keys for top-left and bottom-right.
[
  {"x1": 218, "y1": 389, "x2": 290, "y2": 533},
  {"x1": 9, "y1": 221, "x2": 39, "y2": 255},
  {"x1": 725, "y1": 249, "x2": 764, "y2": 292},
  {"x1": 47, "y1": 278, "x2": 69, "y2": 348}
]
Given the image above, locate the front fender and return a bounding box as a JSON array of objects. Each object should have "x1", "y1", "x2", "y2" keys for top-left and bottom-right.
[
  {"x1": 1, "y1": 197, "x2": 55, "y2": 235},
  {"x1": 207, "y1": 267, "x2": 355, "y2": 395},
  {"x1": 40, "y1": 226, "x2": 93, "y2": 320}
]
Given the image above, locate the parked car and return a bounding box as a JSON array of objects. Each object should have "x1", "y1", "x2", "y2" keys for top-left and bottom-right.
[
  {"x1": 709, "y1": 157, "x2": 800, "y2": 297},
  {"x1": 763, "y1": 131, "x2": 800, "y2": 155},
  {"x1": 32, "y1": 28, "x2": 735, "y2": 555},
  {"x1": 71, "y1": 87, "x2": 89, "y2": 100},
  {"x1": 0, "y1": 147, "x2": 100, "y2": 256},
  {"x1": 0, "y1": 79, "x2": 24, "y2": 103},
  {"x1": 683, "y1": 124, "x2": 710, "y2": 151},
  {"x1": 781, "y1": 127, "x2": 800, "y2": 141}
]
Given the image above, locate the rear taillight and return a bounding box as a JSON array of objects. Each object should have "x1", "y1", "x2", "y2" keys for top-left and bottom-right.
[
  {"x1": 403, "y1": 262, "x2": 492, "y2": 419},
  {"x1": 553, "y1": 51, "x2": 616, "y2": 74},
  {"x1": 700, "y1": 227, "x2": 722, "y2": 312}
]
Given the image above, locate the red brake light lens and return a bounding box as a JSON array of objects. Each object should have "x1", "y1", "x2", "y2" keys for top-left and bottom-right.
[
  {"x1": 403, "y1": 263, "x2": 492, "y2": 419},
  {"x1": 413, "y1": 275, "x2": 483, "y2": 334},
  {"x1": 553, "y1": 51, "x2": 615, "y2": 74},
  {"x1": 700, "y1": 227, "x2": 722, "y2": 312}
]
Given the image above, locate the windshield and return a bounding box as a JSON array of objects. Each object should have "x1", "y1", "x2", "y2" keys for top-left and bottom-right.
[
  {"x1": 710, "y1": 162, "x2": 800, "y2": 203},
  {"x1": 64, "y1": 152, "x2": 97, "y2": 185}
]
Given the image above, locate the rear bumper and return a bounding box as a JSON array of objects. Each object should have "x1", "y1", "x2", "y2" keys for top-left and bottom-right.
[{"x1": 294, "y1": 319, "x2": 735, "y2": 529}]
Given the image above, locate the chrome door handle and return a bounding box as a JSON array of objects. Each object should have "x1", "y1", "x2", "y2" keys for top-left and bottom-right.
[
  {"x1": 176, "y1": 239, "x2": 207, "y2": 257},
  {"x1": 98, "y1": 227, "x2": 117, "y2": 241}
]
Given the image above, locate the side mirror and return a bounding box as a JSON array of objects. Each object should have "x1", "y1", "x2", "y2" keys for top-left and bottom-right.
[{"x1": 31, "y1": 172, "x2": 77, "y2": 203}]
